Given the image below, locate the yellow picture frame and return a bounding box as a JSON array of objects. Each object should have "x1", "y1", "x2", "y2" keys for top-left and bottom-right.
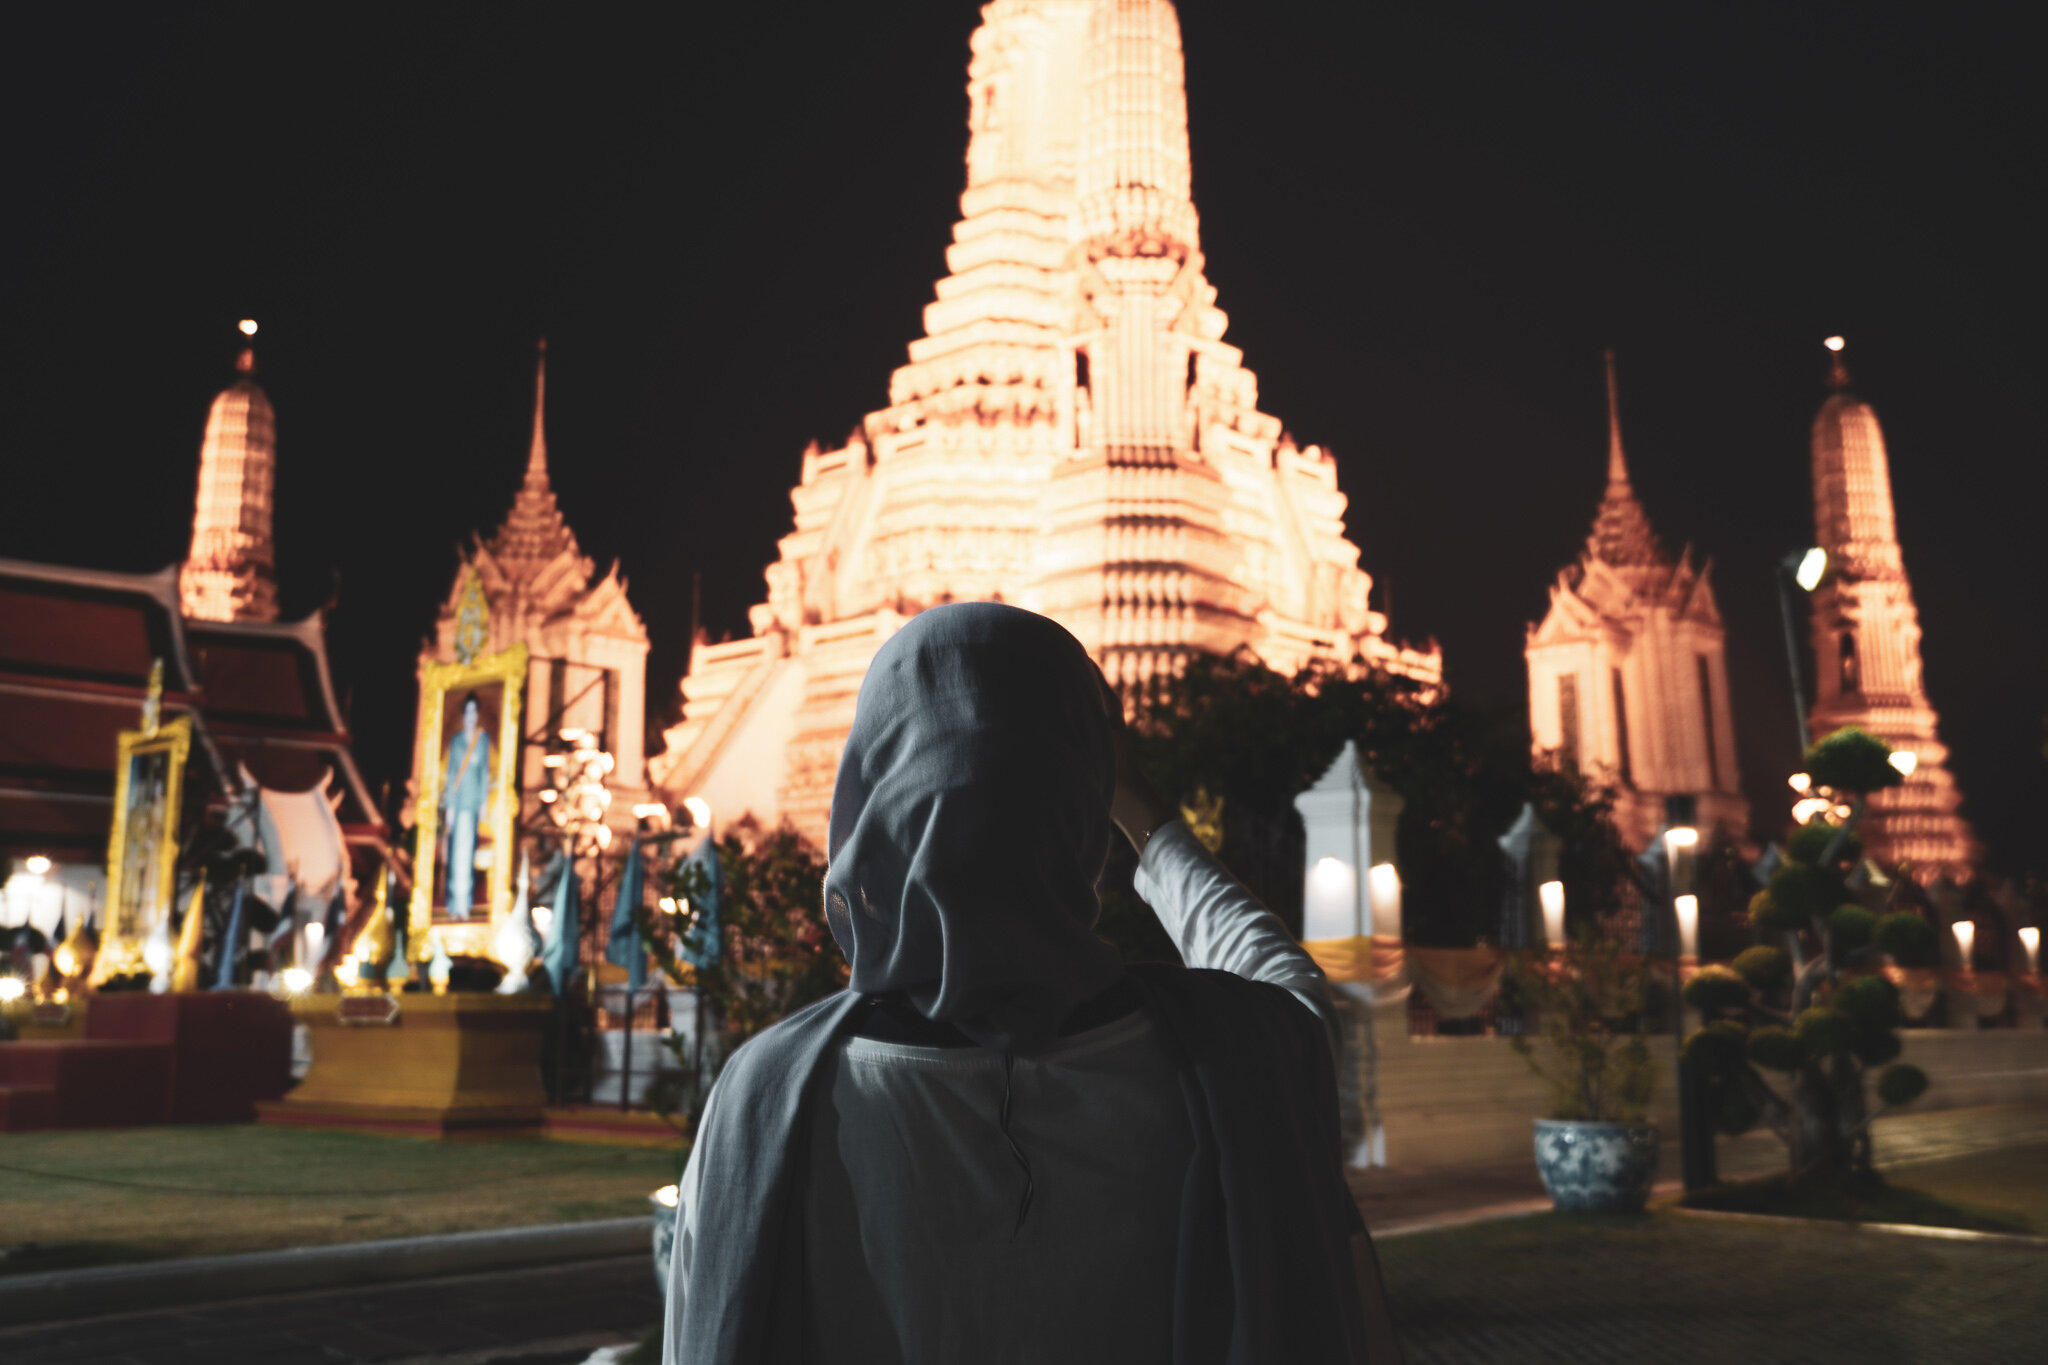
[
  {"x1": 410, "y1": 642, "x2": 528, "y2": 963},
  {"x1": 91, "y1": 714, "x2": 193, "y2": 986}
]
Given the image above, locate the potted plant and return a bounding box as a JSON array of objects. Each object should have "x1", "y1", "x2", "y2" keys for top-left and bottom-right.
[{"x1": 1509, "y1": 917, "x2": 1659, "y2": 1211}]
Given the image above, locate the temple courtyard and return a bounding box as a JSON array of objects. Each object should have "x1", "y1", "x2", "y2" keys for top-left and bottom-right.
[{"x1": 2, "y1": 1106, "x2": 2041, "y2": 1364}]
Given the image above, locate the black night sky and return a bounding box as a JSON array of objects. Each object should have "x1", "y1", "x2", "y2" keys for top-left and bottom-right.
[{"x1": 4, "y1": 2, "x2": 2041, "y2": 876}]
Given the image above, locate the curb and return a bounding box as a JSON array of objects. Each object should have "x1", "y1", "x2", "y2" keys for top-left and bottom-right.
[
  {"x1": 0, "y1": 1216, "x2": 653, "y2": 1329},
  {"x1": 1669, "y1": 1204, "x2": 2048, "y2": 1247}
]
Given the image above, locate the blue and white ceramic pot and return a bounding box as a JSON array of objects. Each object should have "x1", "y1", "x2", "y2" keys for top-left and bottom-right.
[
  {"x1": 1532, "y1": 1119, "x2": 1659, "y2": 1212},
  {"x1": 651, "y1": 1186, "x2": 680, "y2": 1292}
]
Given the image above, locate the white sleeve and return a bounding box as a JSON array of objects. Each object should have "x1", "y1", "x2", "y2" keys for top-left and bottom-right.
[
  {"x1": 1131, "y1": 819, "x2": 1341, "y2": 1056},
  {"x1": 661, "y1": 1096, "x2": 711, "y2": 1364}
]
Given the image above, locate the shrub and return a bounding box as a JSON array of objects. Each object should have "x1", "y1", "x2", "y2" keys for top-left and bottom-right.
[
  {"x1": 1828, "y1": 904, "x2": 1876, "y2": 952},
  {"x1": 1745, "y1": 1025, "x2": 1804, "y2": 1071},
  {"x1": 1835, "y1": 973, "x2": 1903, "y2": 1030},
  {"x1": 1765, "y1": 865, "x2": 1825, "y2": 927},
  {"x1": 1852, "y1": 1029, "x2": 1903, "y2": 1066},
  {"x1": 1795, "y1": 1007, "x2": 1853, "y2": 1056},
  {"x1": 1877, "y1": 1063, "x2": 1929, "y2": 1107},
  {"x1": 1684, "y1": 1019, "x2": 1749, "y2": 1074},
  {"x1": 1732, "y1": 944, "x2": 1791, "y2": 991},
  {"x1": 1789, "y1": 820, "x2": 1862, "y2": 867},
  {"x1": 1683, "y1": 963, "x2": 1751, "y2": 1013},
  {"x1": 1874, "y1": 911, "x2": 1938, "y2": 967},
  {"x1": 1806, "y1": 726, "x2": 1906, "y2": 796}
]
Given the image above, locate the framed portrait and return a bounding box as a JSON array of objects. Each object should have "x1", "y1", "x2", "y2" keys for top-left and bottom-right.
[
  {"x1": 410, "y1": 642, "x2": 527, "y2": 962},
  {"x1": 91, "y1": 714, "x2": 193, "y2": 985}
]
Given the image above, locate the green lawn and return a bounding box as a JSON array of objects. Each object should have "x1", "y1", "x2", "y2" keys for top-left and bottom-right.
[{"x1": 0, "y1": 1126, "x2": 679, "y2": 1275}]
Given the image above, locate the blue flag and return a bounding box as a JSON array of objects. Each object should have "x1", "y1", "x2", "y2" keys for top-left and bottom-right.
[
  {"x1": 542, "y1": 853, "x2": 582, "y2": 995},
  {"x1": 605, "y1": 837, "x2": 647, "y2": 991},
  {"x1": 681, "y1": 833, "x2": 722, "y2": 970},
  {"x1": 213, "y1": 880, "x2": 247, "y2": 990}
]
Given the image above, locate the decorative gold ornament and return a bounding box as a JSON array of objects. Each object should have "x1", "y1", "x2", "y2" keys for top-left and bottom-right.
[
  {"x1": 410, "y1": 642, "x2": 528, "y2": 965},
  {"x1": 1180, "y1": 785, "x2": 1225, "y2": 854},
  {"x1": 90, "y1": 713, "x2": 193, "y2": 986},
  {"x1": 453, "y1": 569, "x2": 490, "y2": 666}
]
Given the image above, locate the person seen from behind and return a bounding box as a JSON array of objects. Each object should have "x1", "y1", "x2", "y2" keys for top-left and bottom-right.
[{"x1": 665, "y1": 602, "x2": 1401, "y2": 1363}]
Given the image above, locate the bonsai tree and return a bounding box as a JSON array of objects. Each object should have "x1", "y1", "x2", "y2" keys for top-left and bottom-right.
[
  {"x1": 1681, "y1": 725, "x2": 1931, "y2": 1185},
  {"x1": 1508, "y1": 916, "x2": 1657, "y2": 1123}
]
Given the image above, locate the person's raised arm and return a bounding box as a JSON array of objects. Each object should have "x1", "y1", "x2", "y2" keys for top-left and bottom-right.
[{"x1": 1103, "y1": 683, "x2": 1341, "y2": 1055}]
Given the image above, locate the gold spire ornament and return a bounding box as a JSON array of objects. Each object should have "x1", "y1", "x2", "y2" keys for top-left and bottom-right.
[{"x1": 169, "y1": 873, "x2": 208, "y2": 992}]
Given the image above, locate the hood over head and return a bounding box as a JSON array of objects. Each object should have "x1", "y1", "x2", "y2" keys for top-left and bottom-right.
[{"x1": 823, "y1": 603, "x2": 1123, "y2": 1052}]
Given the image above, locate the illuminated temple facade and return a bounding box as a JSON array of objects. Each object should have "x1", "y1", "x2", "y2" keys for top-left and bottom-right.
[
  {"x1": 1525, "y1": 353, "x2": 1747, "y2": 849},
  {"x1": 180, "y1": 344, "x2": 280, "y2": 623},
  {"x1": 650, "y1": 0, "x2": 1440, "y2": 843},
  {"x1": 1805, "y1": 343, "x2": 1976, "y2": 877},
  {"x1": 421, "y1": 344, "x2": 652, "y2": 823}
]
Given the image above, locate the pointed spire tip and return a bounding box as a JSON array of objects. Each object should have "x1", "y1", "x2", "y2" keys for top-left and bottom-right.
[{"x1": 1603, "y1": 348, "x2": 1629, "y2": 485}]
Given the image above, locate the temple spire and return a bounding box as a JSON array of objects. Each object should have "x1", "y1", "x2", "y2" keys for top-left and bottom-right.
[
  {"x1": 525, "y1": 338, "x2": 549, "y2": 488},
  {"x1": 180, "y1": 320, "x2": 280, "y2": 623},
  {"x1": 1604, "y1": 347, "x2": 1630, "y2": 485}
]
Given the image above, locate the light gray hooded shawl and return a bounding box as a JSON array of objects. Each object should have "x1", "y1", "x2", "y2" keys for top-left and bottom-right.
[{"x1": 669, "y1": 604, "x2": 1372, "y2": 1364}]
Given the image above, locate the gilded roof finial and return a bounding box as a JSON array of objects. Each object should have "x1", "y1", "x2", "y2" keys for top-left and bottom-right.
[
  {"x1": 1824, "y1": 334, "x2": 1851, "y2": 391},
  {"x1": 1604, "y1": 347, "x2": 1629, "y2": 486},
  {"x1": 526, "y1": 337, "x2": 549, "y2": 486}
]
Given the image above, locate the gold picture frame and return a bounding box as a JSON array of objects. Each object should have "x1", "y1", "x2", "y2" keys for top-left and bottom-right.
[
  {"x1": 91, "y1": 714, "x2": 193, "y2": 986},
  {"x1": 410, "y1": 642, "x2": 528, "y2": 963}
]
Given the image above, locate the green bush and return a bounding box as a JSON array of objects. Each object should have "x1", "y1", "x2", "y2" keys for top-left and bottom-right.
[
  {"x1": 1684, "y1": 1019, "x2": 1749, "y2": 1075},
  {"x1": 1745, "y1": 1025, "x2": 1805, "y2": 1071},
  {"x1": 1683, "y1": 963, "x2": 1751, "y2": 1013},
  {"x1": 1835, "y1": 973, "x2": 1903, "y2": 1029},
  {"x1": 1805, "y1": 726, "x2": 1906, "y2": 795},
  {"x1": 1732, "y1": 944, "x2": 1791, "y2": 991},
  {"x1": 1795, "y1": 1007, "x2": 1853, "y2": 1056},
  {"x1": 1788, "y1": 820, "x2": 1862, "y2": 866},
  {"x1": 1873, "y1": 911, "x2": 1938, "y2": 967},
  {"x1": 1828, "y1": 903, "x2": 1876, "y2": 951},
  {"x1": 1764, "y1": 865, "x2": 1825, "y2": 928},
  {"x1": 1852, "y1": 1028, "x2": 1903, "y2": 1066},
  {"x1": 1877, "y1": 1063, "x2": 1929, "y2": 1107}
]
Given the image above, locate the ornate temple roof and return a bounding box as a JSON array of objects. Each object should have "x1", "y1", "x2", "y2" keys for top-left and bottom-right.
[
  {"x1": 481, "y1": 340, "x2": 588, "y2": 584},
  {"x1": 1577, "y1": 349, "x2": 1673, "y2": 579}
]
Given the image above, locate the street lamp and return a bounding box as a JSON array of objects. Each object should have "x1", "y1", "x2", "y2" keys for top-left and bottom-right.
[
  {"x1": 1777, "y1": 548, "x2": 1826, "y2": 754},
  {"x1": 2020, "y1": 927, "x2": 2041, "y2": 977},
  {"x1": 1538, "y1": 880, "x2": 1566, "y2": 950}
]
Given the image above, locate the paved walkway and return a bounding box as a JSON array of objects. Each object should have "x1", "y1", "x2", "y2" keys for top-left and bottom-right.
[
  {"x1": 1380, "y1": 1211, "x2": 2045, "y2": 1364},
  {"x1": 1351, "y1": 1102, "x2": 2048, "y2": 1234},
  {"x1": 0, "y1": 1257, "x2": 657, "y2": 1365},
  {"x1": 3, "y1": 1104, "x2": 2040, "y2": 1364}
]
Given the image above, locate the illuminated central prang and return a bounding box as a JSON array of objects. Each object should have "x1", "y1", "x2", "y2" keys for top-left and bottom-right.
[{"x1": 653, "y1": 0, "x2": 1440, "y2": 843}]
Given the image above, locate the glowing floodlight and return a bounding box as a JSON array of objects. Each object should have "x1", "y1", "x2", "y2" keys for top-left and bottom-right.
[
  {"x1": 653, "y1": 1183, "x2": 680, "y2": 1209},
  {"x1": 1794, "y1": 547, "x2": 1828, "y2": 592},
  {"x1": 0, "y1": 977, "x2": 24, "y2": 1003},
  {"x1": 1538, "y1": 880, "x2": 1566, "y2": 949},
  {"x1": 1788, "y1": 772, "x2": 1813, "y2": 794},
  {"x1": 1675, "y1": 895, "x2": 1700, "y2": 959},
  {"x1": 1302, "y1": 856, "x2": 1357, "y2": 941},
  {"x1": 1824, "y1": 335, "x2": 1845, "y2": 353},
  {"x1": 238, "y1": 319, "x2": 258, "y2": 336},
  {"x1": 24, "y1": 855, "x2": 52, "y2": 875},
  {"x1": 1888, "y1": 750, "x2": 1918, "y2": 777},
  {"x1": 2020, "y1": 927, "x2": 2041, "y2": 977},
  {"x1": 683, "y1": 797, "x2": 712, "y2": 830},
  {"x1": 1368, "y1": 863, "x2": 1402, "y2": 936},
  {"x1": 281, "y1": 966, "x2": 314, "y2": 996},
  {"x1": 1952, "y1": 920, "x2": 1975, "y2": 966}
]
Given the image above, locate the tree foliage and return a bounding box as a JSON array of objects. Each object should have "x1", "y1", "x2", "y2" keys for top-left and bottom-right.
[
  {"x1": 1685, "y1": 730, "x2": 1932, "y2": 1186},
  {"x1": 1122, "y1": 650, "x2": 1637, "y2": 947}
]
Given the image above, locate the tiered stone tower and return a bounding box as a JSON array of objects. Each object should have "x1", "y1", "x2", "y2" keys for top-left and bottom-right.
[
  {"x1": 180, "y1": 339, "x2": 280, "y2": 622},
  {"x1": 1525, "y1": 352, "x2": 1747, "y2": 848},
  {"x1": 1805, "y1": 339, "x2": 1976, "y2": 877},
  {"x1": 422, "y1": 342, "x2": 652, "y2": 819},
  {"x1": 651, "y1": 0, "x2": 1439, "y2": 844}
]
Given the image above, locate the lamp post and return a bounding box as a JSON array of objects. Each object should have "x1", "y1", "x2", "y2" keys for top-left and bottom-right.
[
  {"x1": 1776, "y1": 547, "x2": 1826, "y2": 757},
  {"x1": 1662, "y1": 820, "x2": 1714, "y2": 1191}
]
